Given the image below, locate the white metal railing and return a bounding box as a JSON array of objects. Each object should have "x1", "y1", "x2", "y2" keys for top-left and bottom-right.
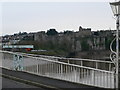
[
  {"x1": 0, "y1": 50, "x2": 115, "y2": 88},
  {"x1": 0, "y1": 50, "x2": 114, "y2": 71}
]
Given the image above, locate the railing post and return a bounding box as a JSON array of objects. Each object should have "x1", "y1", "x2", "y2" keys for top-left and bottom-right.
[
  {"x1": 81, "y1": 60, "x2": 83, "y2": 66},
  {"x1": 109, "y1": 63, "x2": 111, "y2": 71},
  {"x1": 75, "y1": 68, "x2": 77, "y2": 82},
  {"x1": 113, "y1": 68, "x2": 116, "y2": 89},
  {"x1": 92, "y1": 70, "x2": 95, "y2": 85},
  {"x1": 96, "y1": 62, "x2": 98, "y2": 69},
  {"x1": 61, "y1": 64, "x2": 63, "y2": 74},
  {"x1": 68, "y1": 60, "x2": 70, "y2": 64},
  {"x1": 37, "y1": 64, "x2": 39, "y2": 74}
]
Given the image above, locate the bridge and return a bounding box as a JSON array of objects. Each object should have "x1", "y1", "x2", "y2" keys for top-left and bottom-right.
[{"x1": 0, "y1": 50, "x2": 116, "y2": 89}]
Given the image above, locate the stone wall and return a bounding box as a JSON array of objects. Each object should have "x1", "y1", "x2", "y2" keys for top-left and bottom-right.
[{"x1": 34, "y1": 30, "x2": 106, "y2": 52}]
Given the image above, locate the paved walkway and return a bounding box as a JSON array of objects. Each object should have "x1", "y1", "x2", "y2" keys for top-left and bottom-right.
[{"x1": 2, "y1": 77, "x2": 40, "y2": 88}]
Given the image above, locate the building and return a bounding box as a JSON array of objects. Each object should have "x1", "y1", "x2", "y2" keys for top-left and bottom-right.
[{"x1": 75, "y1": 26, "x2": 92, "y2": 37}]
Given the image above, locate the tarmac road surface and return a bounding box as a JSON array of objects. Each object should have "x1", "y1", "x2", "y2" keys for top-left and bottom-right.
[{"x1": 1, "y1": 76, "x2": 47, "y2": 89}]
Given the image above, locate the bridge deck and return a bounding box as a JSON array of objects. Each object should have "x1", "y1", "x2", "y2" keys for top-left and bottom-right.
[{"x1": 1, "y1": 67, "x2": 114, "y2": 90}]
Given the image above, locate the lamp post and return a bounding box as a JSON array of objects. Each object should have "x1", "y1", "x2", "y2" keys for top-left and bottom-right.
[{"x1": 110, "y1": 1, "x2": 120, "y2": 90}]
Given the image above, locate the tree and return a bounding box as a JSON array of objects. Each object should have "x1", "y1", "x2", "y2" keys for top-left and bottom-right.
[
  {"x1": 81, "y1": 39, "x2": 89, "y2": 51},
  {"x1": 46, "y1": 29, "x2": 58, "y2": 36},
  {"x1": 64, "y1": 30, "x2": 74, "y2": 34}
]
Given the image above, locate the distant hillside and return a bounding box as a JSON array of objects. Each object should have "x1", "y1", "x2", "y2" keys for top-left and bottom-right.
[{"x1": 2, "y1": 26, "x2": 117, "y2": 59}]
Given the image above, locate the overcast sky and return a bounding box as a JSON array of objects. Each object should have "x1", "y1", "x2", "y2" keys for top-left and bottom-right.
[{"x1": 1, "y1": 1, "x2": 117, "y2": 35}]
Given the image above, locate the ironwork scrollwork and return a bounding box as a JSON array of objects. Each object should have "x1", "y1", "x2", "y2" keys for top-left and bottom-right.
[
  {"x1": 110, "y1": 37, "x2": 116, "y2": 66},
  {"x1": 110, "y1": 37, "x2": 120, "y2": 66}
]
